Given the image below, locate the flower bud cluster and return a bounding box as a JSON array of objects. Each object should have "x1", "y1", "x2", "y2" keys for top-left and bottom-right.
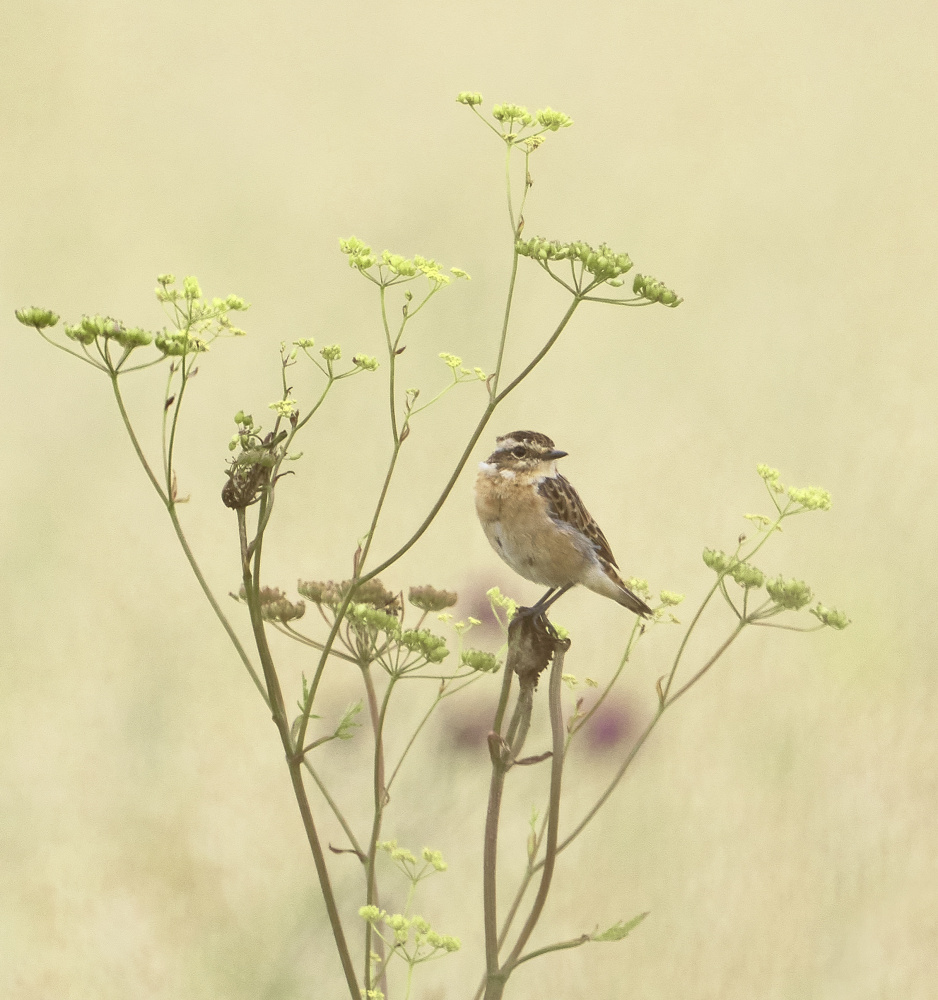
[
  {"x1": 379, "y1": 839, "x2": 417, "y2": 864},
  {"x1": 787, "y1": 485, "x2": 832, "y2": 511},
  {"x1": 515, "y1": 236, "x2": 634, "y2": 281},
  {"x1": 659, "y1": 590, "x2": 685, "y2": 606},
  {"x1": 456, "y1": 91, "x2": 483, "y2": 106},
  {"x1": 810, "y1": 603, "x2": 850, "y2": 629},
  {"x1": 155, "y1": 329, "x2": 210, "y2": 355},
  {"x1": 732, "y1": 562, "x2": 765, "y2": 589},
  {"x1": 492, "y1": 103, "x2": 533, "y2": 127},
  {"x1": 632, "y1": 273, "x2": 682, "y2": 306},
  {"x1": 347, "y1": 601, "x2": 403, "y2": 640},
  {"x1": 268, "y1": 398, "x2": 297, "y2": 417},
  {"x1": 400, "y1": 628, "x2": 448, "y2": 663},
  {"x1": 62, "y1": 314, "x2": 155, "y2": 350},
  {"x1": 237, "y1": 585, "x2": 305, "y2": 622},
  {"x1": 340, "y1": 236, "x2": 467, "y2": 287},
  {"x1": 702, "y1": 549, "x2": 766, "y2": 589},
  {"x1": 352, "y1": 354, "x2": 379, "y2": 371},
  {"x1": 422, "y1": 847, "x2": 447, "y2": 871},
  {"x1": 408, "y1": 585, "x2": 458, "y2": 612},
  {"x1": 358, "y1": 907, "x2": 460, "y2": 953},
  {"x1": 460, "y1": 649, "x2": 500, "y2": 673},
  {"x1": 297, "y1": 578, "x2": 399, "y2": 613},
  {"x1": 536, "y1": 106, "x2": 573, "y2": 131},
  {"x1": 486, "y1": 586, "x2": 518, "y2": 623},
  {"x1": 14, "y1": 307, "x2": 59, "y2": 330},
  {"x1": 757, "y1": 464, "x2": 785, "y2": 493},
  {"x1": 339, "y1": 236, "x2": 377, "y2": 270},
  {"x1": 765, "y1": 575, "x2": 813, "y2": 610}
]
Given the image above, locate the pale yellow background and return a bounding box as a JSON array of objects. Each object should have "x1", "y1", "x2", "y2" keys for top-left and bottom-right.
[{"x1": 2, "y1": 1, "x2": 936, "y2": 997}]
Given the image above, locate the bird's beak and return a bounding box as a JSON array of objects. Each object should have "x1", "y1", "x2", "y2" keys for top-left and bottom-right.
[{"x1": 546, "y1": 449, "x2": 568, "y2": 460}]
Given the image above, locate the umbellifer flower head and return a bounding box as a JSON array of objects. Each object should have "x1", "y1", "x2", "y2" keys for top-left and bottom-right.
[{"x1": 408, "y1": 585, "x2": 458, "y2": 612}]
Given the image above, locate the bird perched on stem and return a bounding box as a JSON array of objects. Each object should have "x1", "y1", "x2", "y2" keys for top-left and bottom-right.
[{"x1": 475, "y1": 430, "x2": 651, "y2": 617}]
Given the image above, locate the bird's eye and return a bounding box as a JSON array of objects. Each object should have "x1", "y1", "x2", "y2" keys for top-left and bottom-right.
[{"x1": 511, "y1": 446, "x2": 526, "y2": 459}]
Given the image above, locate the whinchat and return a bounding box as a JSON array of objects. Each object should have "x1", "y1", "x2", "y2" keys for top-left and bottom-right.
[{"x1": 475, "y1": 430, "x2": 651, "y2": 617}]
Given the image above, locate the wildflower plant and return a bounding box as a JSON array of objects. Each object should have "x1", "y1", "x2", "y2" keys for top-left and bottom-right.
[{"x1": 14, "y1": 93, "x2": 847, "y2": 1000}]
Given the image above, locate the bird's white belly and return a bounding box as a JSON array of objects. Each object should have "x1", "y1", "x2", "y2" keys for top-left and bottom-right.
[{"x1": 483, "y1": 516, "x2": 591, "y2": 588}]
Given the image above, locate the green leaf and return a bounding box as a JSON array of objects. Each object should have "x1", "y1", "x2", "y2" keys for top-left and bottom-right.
[{"x1": 591, "y1": 911, "x2": 649, "y2": 942}]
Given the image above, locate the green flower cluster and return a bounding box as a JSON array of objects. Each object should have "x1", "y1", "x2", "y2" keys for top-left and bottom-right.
[
  {"x1": 358, "y1": 907, "x2": 460, "y2": 954},
  {"x1": 515, "y1": 236, "x2": 633, "y2": 281},
  {"x1": 460, "y1": 649, "x2": 500, "y2": 673},
  {"x1": 339, "y1": 238, "x2": 467, "y2": 288},
  {"x1": 702, "y1": 549, "x2": 765, "y2": 589},
  {"x1": 492, "y1": 102, "x2": 534, "y2": 127},
  {"x1": 535, "y1": 106, "x2": 574, "y2": 131},
  {"x1": 488, "y1": 102, "x2": 573, "y2": 132},
  {"x1": 421, "y1": 847, "x2": 447, "y2": 871},
  {"x1": 14, "y1": 307, "x2": 59, "y2": 330},
  {"x1": 765, "y1": 575, "x2": 813, "y2": 610},
  {"x1": 631, "y1": 273, "x2": 682, "y2": 306},
  {"x1": 352, "y1": 354, "x2": 379, "y2": 372},
  {"x1": 810, "y1": 604, "x2": 850, "y2": 630},
  {"x1": 154, "y1": 273, "x2": 247, "y2": 313},
  {"x1": 268, "y1": 398, "x2": 297, "y2": 418},
  {"x1": 339, "y1": 236, "x2": 376, "y2": 270},
  {"x1": 400, "y1": 628, "x2": 449, "y2": 664},
  {"x1": 625, "y1": 577, "x2": 652, "y2": 599},
  {"x1": 60, "y1": 315, "x2": 154, "y2": 350},
  {"x1": 155, "y1": 329, "x2": 209, "y2": 356},
  {"x1": 758, "y1": 465, "x2": 832, "y2": 511},
  {"x1": 757, "y1": 463, "x2": 785, "y2": 493},
  {"x1": 787, "y1": 485, "x2": 832, "y2": 511},
  {"x1": 347, "y1": 602, "x2": 402, "y2": 637},
  {"x1": 456, "y1": 91, "x2": 483, "y2": 106}
]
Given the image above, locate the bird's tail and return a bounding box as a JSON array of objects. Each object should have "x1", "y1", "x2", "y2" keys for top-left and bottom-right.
[{"x1": 615, "y1": 584, "x2": 653, "y2": 618}]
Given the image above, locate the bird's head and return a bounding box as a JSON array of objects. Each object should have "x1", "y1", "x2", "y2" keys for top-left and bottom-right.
[{"x1": 484, "y1": 430, "x2": 568, "y2": 474}]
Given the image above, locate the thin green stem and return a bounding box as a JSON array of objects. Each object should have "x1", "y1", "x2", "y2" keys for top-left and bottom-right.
[
  {"x1": 547, "y1": 622, "x2": 748, "y2": 864},
  {"x1": 237, "y1": 509, "x2": 359, "y2": 1000},
  {"x1": 504, "y1": 139, "x2": 516, "y2": 235},
  {"x1": 37, "y1": 329, "x2": 106, "y2": 369},
  {"x1": 493, "y1": 296, "x2": 582, "y2": 404},
  {"x1": 661, "y1": 514, "x2": 786, "y2": 702},
  {"x1": 385, "y1": 676, "x2": 480, "y2": 791},
  {"x1": 665, "y1": 623, "x2": 746, "y2": 707},
  {"x1": 109, "y1": 375, "x2": 168, "y2": 504},
  {"x1": 302, "y1": 760, "x2": 365, "y2": 857},
  {"x1": 379, "y1": 284, "x2": 399, "y2": 443},
  {"x1": 108, "y1": 374, "x2": 266, "y2": 701},
  {"x1": 514, "y1": 933, "x2": 591, "y2": 967},
  {"x1": 363, "y1": 675, "x2": 396, "y2": 993}
]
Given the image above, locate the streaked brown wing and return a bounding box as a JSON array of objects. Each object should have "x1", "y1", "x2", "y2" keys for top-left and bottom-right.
[{"x1": 538, "y1": 474, "x2": 619, "y2": 569}]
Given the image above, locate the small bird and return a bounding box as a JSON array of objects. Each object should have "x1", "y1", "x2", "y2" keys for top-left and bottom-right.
[{"x1": 475, "y1": 430, "x2": 651, "y2": 617}]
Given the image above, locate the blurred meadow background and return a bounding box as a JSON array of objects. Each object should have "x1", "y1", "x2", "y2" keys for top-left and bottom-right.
[{"x1": 3, "y1": 1, "x2": 937, "y2": 997}]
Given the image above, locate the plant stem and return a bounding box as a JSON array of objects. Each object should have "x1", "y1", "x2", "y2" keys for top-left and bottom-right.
[
  {"x1": 109, "y1": 375, "x2": 266, "y2": 701},
  {"x1": 496, "y1": 639, "x2": 568, "y2": 985},
  {"x1": 237, "y1": 509, "x2": 360, "y2": 999}
]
